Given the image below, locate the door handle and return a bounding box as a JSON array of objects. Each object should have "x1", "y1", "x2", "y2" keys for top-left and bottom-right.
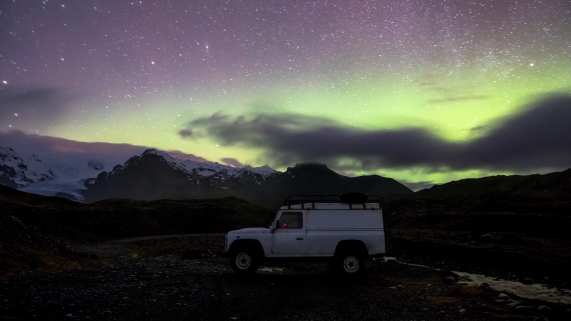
[{"x1": 296, "y1": 237, "x2": 304, "y2": 240}]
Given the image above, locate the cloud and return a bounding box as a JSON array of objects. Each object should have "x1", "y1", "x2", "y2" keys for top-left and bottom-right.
[
  {"x1": 0, "y1": 87, "x2": 75, "y2": 130},
  {"x1": 470, "y1": 125, "x2": 488, "y2": 132},
  {"x1": 416, "y1": 72, "x2": 491, "y2": 104},
  {"x1": 178, "y1": 129, "x2": 194, "y2": 138},
  {"x1": 428, "y1": 94, "x2": 490, "y2": 104},
  {"x1": 165, "y1": 150, "x2": 209, "y2": 163},
  {"x1": 220, "y1": 157, "x2": 244, "y2": 167},
  {"x1": 179, "y1": 94, "x2": 571, "y2": 172},
  {"x1": 461, "y1": 94, "x2": 571, "y2": 170},
  {"x1": 0, "y1": 130, "x2": 148, "y2": 158},
  {"x1": 0, "y1": 130, "x2": 216, "y2": 167}
]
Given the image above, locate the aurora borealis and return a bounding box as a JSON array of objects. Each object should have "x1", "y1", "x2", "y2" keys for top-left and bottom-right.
[{"x1": 1, "y1": 0, "x2": 570, "y2": 188}]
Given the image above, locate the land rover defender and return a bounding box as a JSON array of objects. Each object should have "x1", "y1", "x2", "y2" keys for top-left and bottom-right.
[{"x1": 225, "y1": 193, "x2": 385, "y2": 274}]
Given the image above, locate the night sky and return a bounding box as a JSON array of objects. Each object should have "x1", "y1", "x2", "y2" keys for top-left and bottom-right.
[{"x1": 1, "y1": 0, "x2": 570, "y2": 188}]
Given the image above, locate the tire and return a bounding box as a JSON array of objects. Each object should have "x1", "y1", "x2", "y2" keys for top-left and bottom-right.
[
  {"x1": 335, "y1": 251, "x2": 365, "y2": 275},
  {"x1": 230, "y1": 248, "x2": 260, "y2": 274}
]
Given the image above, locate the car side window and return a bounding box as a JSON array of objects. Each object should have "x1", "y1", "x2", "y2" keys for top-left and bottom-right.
[{"x1": 279, "y1": 212, "x2": 303, "y2": 229}]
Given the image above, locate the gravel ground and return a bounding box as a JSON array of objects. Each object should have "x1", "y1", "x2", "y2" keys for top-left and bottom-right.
[
  {"x1": 1, "y1": 235, "x2": 568, "y2": 321},
  {"x1": 0, "y1": 256, "x2": 551, "y2": 321}
]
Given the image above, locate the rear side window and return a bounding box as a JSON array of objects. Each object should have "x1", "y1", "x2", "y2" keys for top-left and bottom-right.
[{"x1": 279, "y1": 212, "x2": 303, "y2": 229}]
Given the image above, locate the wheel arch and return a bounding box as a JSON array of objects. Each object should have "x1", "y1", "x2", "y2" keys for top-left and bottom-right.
[
  {"x1": 334, "y1": 240, "x2": 369, "y2": 258},
  {"x1": 228, "y1": 239, "x2": 265, "y2": 258}
]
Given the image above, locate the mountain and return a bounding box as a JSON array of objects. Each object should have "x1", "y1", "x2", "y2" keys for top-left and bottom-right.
[
  {"x1": 415, "y1": 169, "x2": 571, "y2": 197},
  {"x1": 248, "y1": 162, "x2": 413, "y2": 209},
  {"x1": 0, "y1": 146, "x2": 127, "y2": 201},
  {"x1": 0, "y1": 147, "x2": 55, "y2": 188},
  {"x1": 1, "y1": 146, "x2": 412, "y2": 209},
  {"x1": 0, "y1": 146, "x2": 274, "y2": 202},
  {"x1": 410, "y1": 169, "x2": 571, "y2": 208},
  {"x1": 82, "y1": 149, "x2": 277, "y2": 203},
  {"x1": 82, "y1": 149, "x2": 412, "y2": 210}
]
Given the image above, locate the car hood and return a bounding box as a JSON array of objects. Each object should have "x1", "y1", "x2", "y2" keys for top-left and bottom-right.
[{"x1": 228, "y1": 227, "x2": 270, "y2": 234}]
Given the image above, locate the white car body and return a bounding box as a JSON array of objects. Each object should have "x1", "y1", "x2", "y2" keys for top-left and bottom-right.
[{"x1": 225, "y1": 194, "x2": 385, "y2": 274}]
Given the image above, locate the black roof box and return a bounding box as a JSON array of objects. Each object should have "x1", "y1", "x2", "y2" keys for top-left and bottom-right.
[{"x1": 340, "y1": 192, "x2": 368, "y2": 203}]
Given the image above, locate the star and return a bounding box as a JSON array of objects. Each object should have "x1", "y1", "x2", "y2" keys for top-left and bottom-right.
[{"x1": 0, "y1": 0, "x2": 569, "y2": 187}]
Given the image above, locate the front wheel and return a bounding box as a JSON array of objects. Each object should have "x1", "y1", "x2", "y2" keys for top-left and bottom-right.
[{"x1": 230, "y1": 248, "x2": 260, "y2": 274}]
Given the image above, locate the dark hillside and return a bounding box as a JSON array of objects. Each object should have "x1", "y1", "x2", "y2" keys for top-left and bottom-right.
[
  {"x1": 385, "y1": 170, "x2": 571, "y2": 285},
  {"x1": 412, "y1": 168, "x2": 571, "y2": 203},
  {"x1": 0, "y1": 186, "x2": 273, "y2": 274},
  {"x1": 53, "y1": 197, "x2": 274, "y2": 239}
]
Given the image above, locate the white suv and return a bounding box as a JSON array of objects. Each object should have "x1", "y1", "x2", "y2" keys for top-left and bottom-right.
[{"x1": 225, "y1": 193, "x2": 385, "y2": 274}]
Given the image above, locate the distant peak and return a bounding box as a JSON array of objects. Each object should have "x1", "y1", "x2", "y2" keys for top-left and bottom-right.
[
  {"x1": 286, "y1": 162, "x2": 335, "y2": 176},
  {"x1": 141, "y1": 148, "x2": 172, "y2": 158},
  {"x1": 237, "y1": 164, "x2": 276, "y2": 177},
  {"x1": 142, "y1": 148, "x2": 160, "y2": 154},
  {"x1": 292, "y1": 162, "x2": 328, "y2": 169}
]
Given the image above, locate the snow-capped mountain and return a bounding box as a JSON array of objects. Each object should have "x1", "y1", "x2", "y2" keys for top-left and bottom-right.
[
  {"x1": 101, "y1": 148, "x2": 276, "y2": 183},
  {"x1": 83, "y1": 148, "x2": 412, "y2": 209},
  {"x1": 0, "y1": 147, "x2": 55, "y2": 187},
  {"x1": 0, "y1": 146, "x2": 276, "y2": 201},
  {"x1": 0, "y1": 146, "x2": 128, "y2": 200},
  {"x1": 1, "y1": 146, "x2": 412, "y2": 208}
]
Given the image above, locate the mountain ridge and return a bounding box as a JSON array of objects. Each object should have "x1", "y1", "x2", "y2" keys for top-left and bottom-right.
[
  {"x1": 83, "y1": 149, "x2": 413, "y2": 210},
  {"x1": 411, "y1": 168, "x2": 571, "y2": 202},
  {"x1": 1, "y1": 144, "x2": 411, "y2": 209}
]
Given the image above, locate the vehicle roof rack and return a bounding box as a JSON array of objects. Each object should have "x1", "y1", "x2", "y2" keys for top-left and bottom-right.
[{"x1": 283, "y1": 193, "x2": 382, "y2": 209}]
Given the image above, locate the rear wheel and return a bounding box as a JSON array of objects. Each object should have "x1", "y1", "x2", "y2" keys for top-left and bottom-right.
[
  {"x1": 334, "y1": 250, "x2": 365, "y2": 275},
  {"x1": 342, "y1": 254, "x2": 362, "y2": 273},
  {"x1": 230, "y1": 248, "x2": 260, "y2": 274}
]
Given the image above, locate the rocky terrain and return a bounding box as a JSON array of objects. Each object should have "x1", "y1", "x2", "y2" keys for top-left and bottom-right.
[{"x1": 2, "y1": 234, "x2": 569, "y2": 321}]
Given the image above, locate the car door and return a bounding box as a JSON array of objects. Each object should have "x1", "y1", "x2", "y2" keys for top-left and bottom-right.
[{"x1": 273, "y1": 211, "x2": 306, "y2": 256}]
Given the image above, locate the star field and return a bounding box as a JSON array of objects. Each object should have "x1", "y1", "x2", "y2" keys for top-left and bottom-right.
[{"x1": 1, "y1": 0, "x2": 570, "y2": 186}]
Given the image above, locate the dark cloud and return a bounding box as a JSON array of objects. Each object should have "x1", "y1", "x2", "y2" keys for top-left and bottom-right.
[
  {"x1": 165, "y1": 150, "x2": 209, "y2": 163},
  {"x1": 416, "y1": 72, "x2": 491, "y2": 104},
  {"x1": 220, "y1": 158, "x2": 245, "y2": 168},
  {"x1": 180, "y1": 94, "x2": 571, "y2": 172},
  {"x1": 0, "y1": 130, "x2": 148, "y2": 157},
  {"x1": 428, "y1": 94, "x2": 491, "y2": 104},
  {"x1": 178, "y1": 129, "x2": 194, "y2": 138},
  {"x1": 470, "y1": 125, "x2": 488, "y2": 132},
  {"x1": 460, "y1": 94, "x2": 571, "y2": 170},
  {"x1": 0, "y1": 130, "x2": 221, "y2": 167},
  {"x1": 0, "y1": 87, "x2": 74, "y2": 130}
]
